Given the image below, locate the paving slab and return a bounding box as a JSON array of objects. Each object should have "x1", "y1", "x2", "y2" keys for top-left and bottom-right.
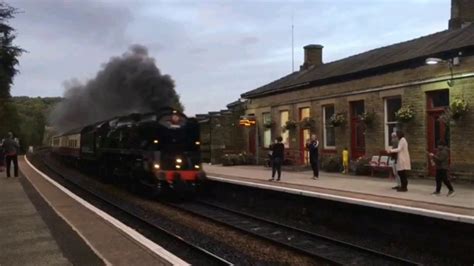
[{"x1": 0, "y1": 171, "x2": 70, "y2": 266}]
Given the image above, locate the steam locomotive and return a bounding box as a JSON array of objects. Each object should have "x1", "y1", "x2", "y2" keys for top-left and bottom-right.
[{"x1": 51, "y1": 108, "x2": 206, "y2": 196}]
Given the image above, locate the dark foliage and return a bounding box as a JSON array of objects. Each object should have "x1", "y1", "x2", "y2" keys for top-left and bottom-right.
[{"x1": 0, "y1": 2, "x2": 25, "y2": 98}]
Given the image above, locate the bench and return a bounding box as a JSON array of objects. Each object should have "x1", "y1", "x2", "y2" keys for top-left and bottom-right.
[{"x1": 368, "y1": 155, "x2": 394, "y2": 178}]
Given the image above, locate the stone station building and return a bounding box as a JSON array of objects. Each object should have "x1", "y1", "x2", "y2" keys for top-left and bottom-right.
[{"x1": 233, "y1": 0, "x2": 474, "y2": 181}]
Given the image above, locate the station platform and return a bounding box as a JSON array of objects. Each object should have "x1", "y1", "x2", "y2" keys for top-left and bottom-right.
[
  {"x1": 0, "y1": 157, "x2": 187, "y2": 266},
  {"x1": 203, "y1": 164, "x2": 474, "y2": 224}
]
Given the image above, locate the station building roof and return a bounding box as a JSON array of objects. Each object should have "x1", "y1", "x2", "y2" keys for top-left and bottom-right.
[{"x1": 241, "y1": 24, "x2": 474, "y2": 99}]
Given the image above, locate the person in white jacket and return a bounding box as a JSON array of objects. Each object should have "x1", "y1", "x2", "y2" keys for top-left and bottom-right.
[{"x1": 388, "y1": 131, "x2": 411, "y2": 192}]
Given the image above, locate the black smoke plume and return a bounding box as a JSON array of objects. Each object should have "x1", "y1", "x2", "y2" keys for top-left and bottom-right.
[{"x1": 49, "y1": 44, "x2": 183, "y2": 132}]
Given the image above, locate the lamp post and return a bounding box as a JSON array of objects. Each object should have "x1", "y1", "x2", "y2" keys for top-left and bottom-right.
[{"x1": 425, "y1": 56, "x2": 460, "y2": 87}]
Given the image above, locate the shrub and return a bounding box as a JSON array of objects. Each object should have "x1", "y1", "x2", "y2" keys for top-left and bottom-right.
[
  {"x1": 300, "y1": 117, "x2": 315, "y2": 129},
  {"x1": 222, "y1": 154, "x2": 233, "y2": 166},
  {"x1": 321, "y1": 155, "x2": 341, "y2": 172},
  {"x1": 450, "y1": 97, "x2": 469, "y2": 119},
  {"x1": 283, "y1": 120, "x2": 298, "y2": 131},
  {"x1": 352, "y1": 156, "x2": 371, "y2": 175},
  {"x1": 328, "y1": 112, "x2": 346, "y2": 127},
  {"x1": 221, "y1": 152, "x2": 255, "y2": 166},
  {"x1": 263, "y1": 120, "x2": 275, "y2": 128},
  {"x1": 395, "y1": 105, "x2": 415, "y2": 122},
  {"x1": 359, "y1": 111, "x2": 376, "y2": 126}
]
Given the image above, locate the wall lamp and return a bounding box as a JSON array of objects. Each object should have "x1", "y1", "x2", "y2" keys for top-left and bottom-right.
[{"x1": 425, "y1": 55, "x2": 460, "y2": 87}]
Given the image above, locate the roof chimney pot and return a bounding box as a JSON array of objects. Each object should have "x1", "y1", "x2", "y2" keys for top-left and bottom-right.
[
  {"x1": 301, "y1": 44, "x2": 323, "y2": 70},
  {"x1": 449, "y1": 0, "x2": 474, "y2": 30}
]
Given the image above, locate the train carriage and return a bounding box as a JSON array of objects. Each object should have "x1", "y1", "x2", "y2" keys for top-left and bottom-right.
[{"x1": 51, "y1": 128, "x2": 81, "y2": 159}]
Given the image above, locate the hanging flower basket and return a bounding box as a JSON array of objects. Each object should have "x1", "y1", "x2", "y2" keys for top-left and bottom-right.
[
  {"x1": 358, "y1": 111, "x2": 376, "y2": 126},
  {"x1": 283, "y1": 120, "x2": 298, "y2": 131},
  {"x1": 328, "y1": 112, "x2": 346, "y2": 127},
  {"x1": 263, "y1": 120, "x2": 275, "y2": 129},
  {"x1": 438, "y1": 108, "x2": 452, "y2": 124},
  {"x1": 450, "y1": 97, "x2": 470, "y2": 120},
  {"x1": 395, "y1": 105, "x2": 415, "y2": 123},
  {"x1": 300, "y1": 117, "x2": 315, "y2": 129}
]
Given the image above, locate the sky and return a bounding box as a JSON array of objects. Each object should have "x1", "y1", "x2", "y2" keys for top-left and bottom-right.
[{"x1": 10, "y1": 0, "x2": 449, "y2": 115}]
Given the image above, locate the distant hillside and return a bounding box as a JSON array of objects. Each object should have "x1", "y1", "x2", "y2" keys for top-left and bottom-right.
[{"x1": 0, "y1": 96, "x2": 63, "y2": 150}]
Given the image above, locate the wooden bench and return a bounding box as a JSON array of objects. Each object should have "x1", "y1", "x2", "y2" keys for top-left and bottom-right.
[{"x1": 368, "y1": 155, "x2": 394, "y2": 178}]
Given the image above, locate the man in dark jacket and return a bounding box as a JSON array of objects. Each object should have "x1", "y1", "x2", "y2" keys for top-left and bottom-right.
[
  {"x1": 2, "y1": 132, "x2": 19, "y2": 178},
  {"x1": 269, "y1": 136, "x2": 284, "y2": 181},
  {"x1": 306, "y1": 134, "x2": 319, "y2": 179},
  {"x1": 429, "y1": 140, "x2": 455, "y2": 197}
]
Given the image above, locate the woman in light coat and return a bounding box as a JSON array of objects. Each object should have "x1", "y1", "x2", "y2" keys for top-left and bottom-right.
[{"x1": 389, "y1": 131, "x2": 411, "y2": 192}]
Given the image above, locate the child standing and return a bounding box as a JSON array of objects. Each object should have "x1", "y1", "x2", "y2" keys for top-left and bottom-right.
[{"x1": 342, "y1": 147, "x2": 349, "y2": 174}]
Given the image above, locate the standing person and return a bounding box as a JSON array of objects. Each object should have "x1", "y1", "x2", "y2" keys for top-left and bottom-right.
[
  {"x1": 3, "y1": 132, "x2": 19, "y2": 178},
  {"x1": 429, "y1": 140, "x2": 455, "y2": 197},
  {"x1": 388, "y1": 131, "x2": 411, "y2": 192},
  {"x1": 390, "y1": 132, "x2": 401, "y2": 190},
  {"x1": 269, "y1": 136, "x2": 284, "y2": 181},
  {"x1": 342, "y1": 147, "x2": 349, "y2": 174},
  {"x1": 306, "y1": 134, "x2": 320, "y2": 179}
]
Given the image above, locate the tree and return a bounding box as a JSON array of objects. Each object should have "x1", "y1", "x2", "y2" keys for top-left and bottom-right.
[{"x1": 0, "y1": 2, "x2": 25, "y2": 98}]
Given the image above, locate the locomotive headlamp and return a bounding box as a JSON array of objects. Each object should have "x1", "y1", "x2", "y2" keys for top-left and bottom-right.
[
  {"x1": 176, "y1": 165, "x2": 181, "y2": 169},
  {"x1": 194, "y1": 165, "x2": 200, "y2": 169},
  {"x1": 195, "y1": 141, "x2": 200, "y2": 145},
  {"x1": 153, "y1": 139, "x2": 159, "y2": 144},
  {"x1": 176, "y1": 158, "x2": 182, "y2": 163},
  {"x1": 153, "y1": 163, "x2": 160, "y2": 169}
]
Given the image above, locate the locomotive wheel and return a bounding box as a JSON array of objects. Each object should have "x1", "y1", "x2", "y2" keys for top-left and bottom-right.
[
  {"x1": 99, "y1": 164, "x2": 112, "y2": 183},
  {"x1": 147, "y1": 181, "x2": 163, "y2": 200},
  {"x1": 128, "y1": 170, "x2": 142, "y2": 194}
]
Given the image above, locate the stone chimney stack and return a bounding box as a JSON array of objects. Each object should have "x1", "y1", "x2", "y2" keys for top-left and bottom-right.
[
  {"x1": 301, "y1": 44, "x2": 323, "y2": 70},
  {"x1": 449, "y1": 0, "x2": 474, "y2": 30}
]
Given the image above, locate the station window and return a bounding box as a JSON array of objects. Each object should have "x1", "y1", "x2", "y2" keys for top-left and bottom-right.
[
  {"x1": 262, "y1": 112, "x2": 272, "y2": 148},
  {"x1": 323, "y1": 105, "x2": 336, "y2": 149},
  {"x1": 299, "y1": 107, "x2": 310, "y2": 120},
  {"x1": 280, "y1": 110, "x2": 289, "y2": 148},
  {"x1": 385, "y1": 97, "x2": 402, "y2": 148}
]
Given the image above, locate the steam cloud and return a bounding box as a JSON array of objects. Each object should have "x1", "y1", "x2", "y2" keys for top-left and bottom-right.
[{"x1": 49, "y1": 44, "x2": 183, "y2": 132}]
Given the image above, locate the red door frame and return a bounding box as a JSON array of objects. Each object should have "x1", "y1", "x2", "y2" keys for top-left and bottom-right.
[
  {"x1": 426, "y1": 90, "x2": 450, "y2": 176},
  {"x1": 298, "y1": 107, "x2": 310, "y2": 164},
  {"x1": 350, "y1": 101, "x2": 366, "y2": 159},
  {"x1": 299, "y1": 129, "x2": 310, "y2": 164},
  {"x1": 248, "y1": 127, "x2": 256, "y2": 155}
]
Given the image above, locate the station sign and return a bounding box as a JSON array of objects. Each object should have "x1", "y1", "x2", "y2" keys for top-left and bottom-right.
[{"x1": 239, "y1": 115, "x2": 256, "y2": 127}]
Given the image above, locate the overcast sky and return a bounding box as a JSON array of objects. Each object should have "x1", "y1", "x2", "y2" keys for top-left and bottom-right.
[{"x1": 10, "y1": 0, "x2": 449, "y2": 115}]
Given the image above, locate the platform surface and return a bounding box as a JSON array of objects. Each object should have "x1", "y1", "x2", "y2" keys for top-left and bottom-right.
[
  {"x1": 204, "y1": 164, "x2": 474, "y2": 222},
  {"x1": 1, "y1": 157, "x2": 187, "y2": 266},
  {"x1": 0, "y1": 171, "x2": 71, "y2": 265}
]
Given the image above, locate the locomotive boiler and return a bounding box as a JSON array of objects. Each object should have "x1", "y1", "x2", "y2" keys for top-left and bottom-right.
[{"x1": 51, "y1": 108, "x2": 206, "y2": 196}]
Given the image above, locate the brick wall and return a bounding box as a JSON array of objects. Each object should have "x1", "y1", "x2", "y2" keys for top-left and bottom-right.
[
  {"x1": 242, "y1": 56, "x2": 474, "y2": 180},
  {"x1": 199, "y1": 106, "x2": 246, "y2": 164}
]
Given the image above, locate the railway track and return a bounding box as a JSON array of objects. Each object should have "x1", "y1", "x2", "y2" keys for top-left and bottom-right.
[
  {"x1": 35, "y1": 151, "x2": 419, "y2": 265},
  {"x1": 33, "y1": 153, "x2": 232, "y2": 266},
  {"x1": 167, "y1": 200, "x2": 420, "y2": 266}
]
